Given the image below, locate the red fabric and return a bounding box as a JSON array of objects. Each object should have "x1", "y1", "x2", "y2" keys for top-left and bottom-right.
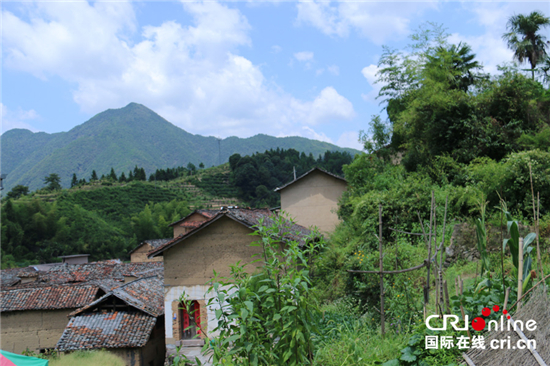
[{"x1": 0, "y1": 354, "x2": 17, "y2": 366}]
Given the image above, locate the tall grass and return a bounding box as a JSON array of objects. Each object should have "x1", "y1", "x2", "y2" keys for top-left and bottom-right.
[{"x1": 49, "y1": 350, "x2": 126, "y2": 366}]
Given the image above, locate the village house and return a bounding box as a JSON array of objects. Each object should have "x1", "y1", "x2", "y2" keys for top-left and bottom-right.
[
  {"x1": 0, "y1": 260, "x2": 163, "y2": 358},
  {"x1": 147, "y1": 207, "x2": 313, "y2": 350},
  {"x1": 129, "y1": 239, "x2": 171, "y2": 263},
  {"x1": 275, "y1": 167, "x2": 347, "y2": 233},
  {"x1": 128, "y1": 210, "x2": 218, "y2": 263},
  {"x1": 56, "y1": 276, "x2": 165, "y2": 366},
  {"x1": 0, "y1": 282, "x2": 102, "y2": 354}
]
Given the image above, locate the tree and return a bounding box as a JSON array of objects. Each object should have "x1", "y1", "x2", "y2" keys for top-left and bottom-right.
[
  {"x1": 502, "y1": 11, "x2": 550, "y2": 79},
  {"x1": 360, "y1": 115, "x2": 392, "y2": 155},
  {"x1": 424, "y1": 42, "x2": 485, "y2": 91},
  {"x1": 187, "y1": 162, "x2": 196, "y2": 175},
  {"x1": 44, "y1": 174, "x2": 62, "y2": 191},
  {"x1": 109, "y1": 168, "x2": 117, "y2": 181},
  {"x1": 199, "y1": 162, "x2": 205, "y2": 169},
  {"x1": 119, "y1": 172, "x2": 127, "y2": 183},
  {"x1": 7, "y1": 185, "x2": 29, "y2": 200},
  {"x1": 71, "y1": 174, "x2": 78, "y2": 188},
  {"x1": 90, "y1": 170, "x2": 98, "y2": 181}
]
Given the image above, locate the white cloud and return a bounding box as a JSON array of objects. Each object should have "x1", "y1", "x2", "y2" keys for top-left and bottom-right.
[
  {"x1": 360, "y1": 64, "x2": 381, "y2": 103},
  {"x1": 295, "y1": 1, "x2": 437, "y2": 44},
  {"x1": 337, "y1": 130, "x2": 363, "y2": 150},
  {"x1": 271, "y1": 45, "x2": 282, "y2": 53},
  {"x1": 1, "y1": 103, "x2": 41, "y2": 133},
  {"x1": 296, "y1": 87, "x2": 356, "y2": 125},
  {"x1": 301, "y1": 126, "x2": 333, "y2": 143},
  {"x1": 2, "y1": 1, "x2": 356, "y2": 139},
  {"x1": 327, "y1": 65, "x2": 339, "y2": 76},
  {"x1": 294, "y1": 51, "x2": 314, "y2": 62}
]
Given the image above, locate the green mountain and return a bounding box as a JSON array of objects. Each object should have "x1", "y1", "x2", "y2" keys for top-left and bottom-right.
[{"x1": 1, "y1": 103, "x2": 360, "y2": 191}]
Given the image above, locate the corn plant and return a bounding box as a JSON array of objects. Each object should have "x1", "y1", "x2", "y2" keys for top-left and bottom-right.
[
  {"x1": 502, "y1": 211, "x2": 537, "y2": 292},
  {"x1": 204, "y1": 214, "x2": 325, "y2": 366}
]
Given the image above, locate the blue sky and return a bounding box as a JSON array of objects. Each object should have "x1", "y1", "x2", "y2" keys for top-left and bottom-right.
[{"x1": 2, "y1": 1, "x2": 549, "y2": 150}]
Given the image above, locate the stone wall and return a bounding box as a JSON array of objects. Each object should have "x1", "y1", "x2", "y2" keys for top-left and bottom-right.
[{"x1": 445, "y1": 222, "x2": 534, "y2": 264}]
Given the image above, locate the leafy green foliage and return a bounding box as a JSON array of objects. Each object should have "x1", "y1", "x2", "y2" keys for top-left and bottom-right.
[
  {"x1": 229, "y1": 148, "x2": 352, "y2": 207},
  {"x1": 6, "y1": 185, "x2": 29, "y2": 200},
  {"x1": 201, "y1": 215, "x2": 324, "y2": 365},
  {"x1": 44, "y1": 173, "x2": 62, "y2": 191},
  {"x1": 360, "y1": 115, "x2": 392, "y2": 157},
  {"x1": 1, "y1": 181, "x2": 190, "y2": 267}
]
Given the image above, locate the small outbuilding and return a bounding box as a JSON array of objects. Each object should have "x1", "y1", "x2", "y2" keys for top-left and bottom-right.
[
  {"x1": 275, "y1": 167, "x2": 347, "y2": 233},
  {"x1": 57, "y1": 276, "x2": 165, "y2": 366}
]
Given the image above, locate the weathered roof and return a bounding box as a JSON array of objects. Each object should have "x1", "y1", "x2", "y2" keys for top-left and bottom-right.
[
  {"x1": 168, "y1": 209, "x2": 218, "y2": 227},
  {"x1": 466, "y1": 289, "x2": 550, "y2": 365},
  {"x1": 128, "y1": 238, "x2": 172, "y2": 256},
  {"x1": 0, "y1": 284, "x2": 99, "y2": 312},
  {"x1": 37, "y1": 261, "x2": 163, "y2": 285},
  {"x1": 149, "y1": 208, "x2": 315, "y2": 258},
  {"x1": 71, "y1": 276, "x2": 164, "y2": 318},
  {"x1": 56, "y1": 311, "x2": 156, "y2": 351},
  {"x1": 274, "y1": 167, "x2": 346, "y2": 192}
]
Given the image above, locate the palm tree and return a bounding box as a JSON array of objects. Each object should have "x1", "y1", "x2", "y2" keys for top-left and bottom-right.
[
  {"x1": 502, "y1": 11, "x2": 550, "y2": 79},
  {"x1": 424, "y1": 42, "x2": 485, "y2": 91}
]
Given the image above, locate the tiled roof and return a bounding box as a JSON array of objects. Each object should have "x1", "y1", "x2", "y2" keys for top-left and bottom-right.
[
  {"x1": 274, "y1": 167, "x2": 346, "y2": 192},
  {"x1": 37, "y1": 261, "x2": 163, "y2": 285},
  {"x1": 168, "y1": 209, "x2": 218, "y2": 227},
  {"x1": 71, "y1": 276, "x2": 164, "y2": 318},
  {"x1": 149, "y1": 208, "x2": 315, "y2": 257},
  {"x1": 128, "y1": 238, "x2": 172, "y2": 255},
  {"x1": 0, "y1": 284, "x2": 99, "y2": 312},
  {"x1": 56, "y1": 311, "x2": 156, "y2": 351}
]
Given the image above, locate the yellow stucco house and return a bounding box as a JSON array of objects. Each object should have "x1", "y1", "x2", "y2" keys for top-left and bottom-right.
[{"x1": 275, "y1": 167, "x2": 347, "y2": 233}]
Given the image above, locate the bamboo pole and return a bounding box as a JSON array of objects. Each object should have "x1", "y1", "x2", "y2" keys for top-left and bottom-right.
[
  {"x1": 439, "y1": 197, "x2": 448, "y2": 307},
  {"x1": 518, "y1": 237, "x2": 524, "y2": 310},
  {"x1": 529, "y1": 164, "x2": 543, "y2": 279},
  {"x1": 509, "y1": 273, "x2": 550, "y2": 311},
  {"x1": 508, "y1": 315, "x2": 547, "y2": 366},
  {"x1": 379, "y1": 204, "x2": 385, "y2": 336},
  {"x1": 459, "y1": 277, "x2": 471, "y2": 340},
  {"x1": 426, "y1": 192, "x2": 435, "y2": 304},
  {"x1": 435, "y1": 276, "x2": 442, "y2": 318},
  {"x1": 500, "y1": 196, "x2": 505, "y2": 287},
  {"x1": 537, "y1": 192, "x2": 544, "y2": 282},
  {"x1": 443, "y1": 280, "x2": 450, "y2": 314},
  {"x1": 503, "y1": 287, "x2": 510, "y2": 311}
]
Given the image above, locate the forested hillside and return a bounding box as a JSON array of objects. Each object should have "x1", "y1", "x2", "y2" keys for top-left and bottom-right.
[
  {"x1": 1, "y1": 103, "x2": 359, "y2": 192},
  {"x1": 309, "y1": 20, "x2": 550, "y2": 365},
  {"x1": 1, "y1": 148, "x2": 352, "y2": 268}
]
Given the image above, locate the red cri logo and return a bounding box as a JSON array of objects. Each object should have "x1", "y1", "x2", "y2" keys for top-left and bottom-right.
[{"x1": 471, "y1": 305, "x2": 509, "y2": 331}]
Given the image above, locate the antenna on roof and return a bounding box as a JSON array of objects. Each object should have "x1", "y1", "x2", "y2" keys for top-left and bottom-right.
[{"x1": 293, "y1": 166, "x2": 296, "y2": 180}]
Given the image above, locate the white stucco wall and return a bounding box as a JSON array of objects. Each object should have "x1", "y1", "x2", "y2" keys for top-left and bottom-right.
[{"x1": 164, "y1": 285, "x2": 226, "y2": 341}]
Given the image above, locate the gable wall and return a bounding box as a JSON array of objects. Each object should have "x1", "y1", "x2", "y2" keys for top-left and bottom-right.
[
  {"x1": 164, "y1": 216, "x2": 262, "y2": 286},
  {"x1": 173, "y1": 213, "x2": 211, "y2": 238},
  {"x1": 280, "y1": 170, "x2": 347, "y2": 233},
  {"x1": 131, "y1": 244, "x2": 162, "y2": 263}
]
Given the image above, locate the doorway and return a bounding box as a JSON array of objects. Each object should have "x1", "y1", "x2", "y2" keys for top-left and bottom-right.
[{"x1": 180, "y1": 300, "x2": 201, "y2": 339}]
